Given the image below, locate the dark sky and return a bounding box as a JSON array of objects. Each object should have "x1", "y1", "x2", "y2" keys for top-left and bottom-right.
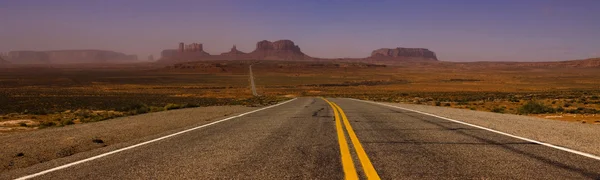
[{"x1": 1, "y1": 0, "x2": 599, "y2": 61}]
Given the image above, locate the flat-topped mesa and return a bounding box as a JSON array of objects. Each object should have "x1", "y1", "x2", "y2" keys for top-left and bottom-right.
[
  {"x1": 370, "y1": 48, "x2": 438, "y2": 61},
  {"x1": 254, "y1": 40, "x2": 301, "y2": 52},
  {"x1": 250, "y1": 40, "x2": 308, "y2": 60},
  {"x1": 162, "y1": 42, "x2": 210, "y2": 60},
  {"x1": 183, "y1": 43, "x2": 204, "y2": 52}
]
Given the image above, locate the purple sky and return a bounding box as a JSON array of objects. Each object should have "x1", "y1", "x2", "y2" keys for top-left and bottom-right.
[{"x1": 1, "y1": 0, "x2": 599, "y2": 61}]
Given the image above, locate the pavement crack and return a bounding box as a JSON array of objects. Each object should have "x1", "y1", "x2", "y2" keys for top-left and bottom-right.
[{"x1": 312, "y1": 107, "x2": 325, "y2": 117}]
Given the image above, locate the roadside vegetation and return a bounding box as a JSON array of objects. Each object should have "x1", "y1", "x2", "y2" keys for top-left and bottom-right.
[
  {"x1": 0, "y1": 68, "x2": 288, "y2": 132},
  {"x1": 0, "y1": 95, "x2": 287, "y2": 131},
  {"x1": 1, "y1": 60, "x2": 599, "y2": 133},
  {"x1": 337, "y1": 90, "x2": 600, "y2": 123}
]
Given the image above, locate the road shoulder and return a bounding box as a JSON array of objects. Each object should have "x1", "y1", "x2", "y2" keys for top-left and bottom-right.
[
  {"x1": 373, "y1": 100, "x2": 600, "y2": 156},
  {"x1": 0, "y1": 105, "x2": 258, "y2": 174}
]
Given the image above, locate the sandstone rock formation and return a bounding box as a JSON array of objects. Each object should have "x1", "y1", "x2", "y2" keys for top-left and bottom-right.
[
  {"x1": 159, "y1": 40, "x2": 311, "y2": 62},
  {"x1": 220, "y1": 45, "x2": 247, "y2": 56},
  {"x1": 370, "y1": 48, "x2": 437, "y2": 61},
  {"x1": 5, "y1": 50, "x2": 137, "y2": 64},
  {"x1": 161, "y1": 42, "x2": 210, "y2": 61},
  {"x1": 157, "y1": 39, "x2": 439, "y2": 64},
  {"x1": 249, "y1": 40, "x2": 309, "y2": 60}
]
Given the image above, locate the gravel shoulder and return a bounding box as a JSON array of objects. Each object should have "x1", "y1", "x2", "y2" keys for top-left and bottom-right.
[
  {"x1": 0, "y1": 105, "x2": 258, "y2": 173},
  {"x1": 378, "y1": 101, "x2": 600, "y2": 156}
]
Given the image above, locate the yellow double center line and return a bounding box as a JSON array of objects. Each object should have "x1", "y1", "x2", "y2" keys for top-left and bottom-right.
[{"x1": 323, "y1": 98, "x2": 380, "y2": 180}]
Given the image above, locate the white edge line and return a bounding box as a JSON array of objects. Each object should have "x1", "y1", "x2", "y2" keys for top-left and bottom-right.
[
  {"x1": 15, "y1": 98, "x2": 297, "y2": 180},
  {"x1": 349, "y1": 98, "x2": 600, "y2": 161}
]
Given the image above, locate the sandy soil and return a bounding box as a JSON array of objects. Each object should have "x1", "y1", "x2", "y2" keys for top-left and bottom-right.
[{"x1": 0, "y1": 105, "x2": 258, "y2": 172}]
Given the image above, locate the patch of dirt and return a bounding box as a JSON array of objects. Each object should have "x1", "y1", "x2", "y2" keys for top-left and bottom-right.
[
  {"x1": 534, "y1": 114, "x2": 600, "y2": 124},
  {"x1": 283, "y1": 94, "x2": 296, "y2": 98},
  {"x1": 0, "y1": 120, "x2": 38, "y2": 126},
  {"x1": 0, "y1": 127, "x2": 36, "y2": 134}
]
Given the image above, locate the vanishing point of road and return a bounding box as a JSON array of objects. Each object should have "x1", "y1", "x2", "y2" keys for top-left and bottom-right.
[{"x1": 10, "y1": 98, "x2": 600, "y2": 179}]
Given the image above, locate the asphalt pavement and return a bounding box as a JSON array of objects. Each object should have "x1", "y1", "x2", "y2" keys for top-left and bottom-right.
[{"x1": 5, "y1": 97, "x2": 600, "y2": 179}]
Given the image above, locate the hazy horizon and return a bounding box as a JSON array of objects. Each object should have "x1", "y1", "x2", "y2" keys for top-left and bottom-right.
[{"x1": 1, "y1": 0, "x2": 599, "y2": 62}]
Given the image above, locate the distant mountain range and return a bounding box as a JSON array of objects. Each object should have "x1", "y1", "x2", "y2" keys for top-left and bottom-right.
[{"x1": 2, "y1": 50, "x2": 137, "y2": 64}]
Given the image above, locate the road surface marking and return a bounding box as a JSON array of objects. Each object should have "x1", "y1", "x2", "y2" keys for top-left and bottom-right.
[
  {"x1": 249, "y1": 64, "x2": 258, "y2": 96},
  {"x1": 322, "y1": 98, "x2": 358, "y2": 180},
  {"x1": 332, "y1": 102, "x2": 381, "y2": 180},
  {"x1": 351, "y1": 98, "x2": 600, "y2": 161},
  {"x1": 15, "y1": 98, "x2": 298, "y2": 180}
]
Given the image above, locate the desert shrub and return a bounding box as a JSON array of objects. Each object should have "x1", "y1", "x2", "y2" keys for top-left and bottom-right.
[
  {"x1": 39, "y1": 121, "x2": 56, "y2": 128},
  {"x1": 129, "y1": 105, "x2": 149, "y2": 115},
  {"x1": 19, "y1": 122, "x2": 27, "y2": 127},
  {"x1": 435, "y1": 101, "x2": 441, "y2": 106},
  {"x1": 28, "y1": 109, "x2": 51, "y2": 115},
  {"x1": 556, "y1": 107, "x2": 565, "y2": 112},
  {"x1": 518, "y1": 101, "x2": 555, "y2": 114},
  {"x1": 61, "y1": 118, "x2": 75, "y2": 125},
  {"x1": 79, "y1": 112, "x2": 122, "y2": 123},
  {"x1": 491, "y1": 107, "x2": 505, "y2": 113},
  {"x1": 184, "y1": 103, "x2": 200, "y2": 108},
  {"x1": 567, "y1": 107, "x2": 600, "y2": 114},
  {"x1": 583, "y1": 108, "x2": 599, "y2": 114},
  {"x1": 563, "y1": 103, "x2": 571, "y2": 107},
  {"x1": 164, "y1": 103, "x2": 184, "y2": 110},
  {"x1": 456, "y1": 101, "x2": 469, "y2": 105},
  {"x1": 444, "y1": 103, "x2": 451, "y2": 106},
  {"x1": 75, "y1": 110, "x2": 93, "y2": 118},
  {"x1": 117, "y1": 102, "x2": 146, "y2": 111},
  {"x1": 149, "y1": 106, "x2": 165, "y2": 112}
]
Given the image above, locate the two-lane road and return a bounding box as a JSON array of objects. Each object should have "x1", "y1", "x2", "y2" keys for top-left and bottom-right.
[{"x1": 7, "y1": 97, "x2": 600, "y2": 179}]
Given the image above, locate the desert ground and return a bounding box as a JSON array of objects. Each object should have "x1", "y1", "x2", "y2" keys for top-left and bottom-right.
[{"x1": 1, "y1": 60, "x2": 599, "y2": 134}]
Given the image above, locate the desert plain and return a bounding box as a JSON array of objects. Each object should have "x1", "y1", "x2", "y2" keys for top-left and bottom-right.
[{"x1": 1, "y1": 58, "x2": 599, "y2": 134}]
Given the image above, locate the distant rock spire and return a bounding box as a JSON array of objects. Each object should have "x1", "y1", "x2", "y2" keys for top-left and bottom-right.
[{"x1": 178, "y1": 43, "x2": 184, "y2": 52}]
